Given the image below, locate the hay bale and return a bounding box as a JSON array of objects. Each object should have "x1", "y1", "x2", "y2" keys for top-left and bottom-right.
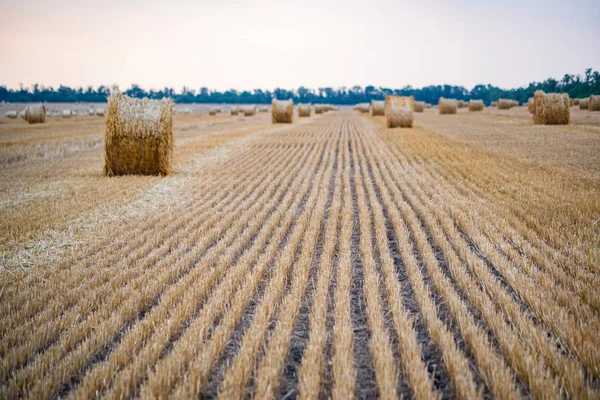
[
  {"x1": 414, "y1": 101, "x2": 425, "y2": 112},
  {"x1": 88, "y1": 108, "x2": 95, "y2": 116},
  {"x1": 243, "y1": 105, "x2": 257, "y2": 116},
  {"x1": 315, "y1": 105, "x2": 324, "y2": 114},
  {"x1": 323, "y1": 104, "x2": 334, "y2": 112},
  {"x1": 589, "y1": 95, "x2": 600, "y2": 111},
  {"x1": 528, "y1": 98, "x2": 535, "y2": 113},
  {"x1": 456, "y1": 100, "x2": 466, "y2": 108},
  {"x1": 533, "y1": 90, "x2": 569, "y2": 125},
  {"x1": 208, "y1": 108, "x2": 218, "y2": 116},
  {"x1": 469, "y1": 100, "x2": 484, "y2": 111},
  {"x1": 298, "y1": 104, "x2": 311, "y2": 117},
  {"x1": 230, "y1": 107, "x2": 238, "y2": 115},
  {"x1": 569, "y1": 98, "x2": 574, "y2": 107},
  {"x1": 62, "y1": 109, "x2": 72, "y2": 118},
  {"x1": 272, "y1": 99, "x2": 293, "y2": 123},
  {"x1": 104, "y1": 93, "x2": 173, "y2": 176},
  {"x1": 24, "y1": 104, "x2": 46, "y2": 124},
  {"x1": 356, "y1": 103, "x2": 370, "y2": 113},
  {"x1": 385, "y1": 95, "x2": 414, "y2": 128},
  {"x1": 5, "y1": 111, "x2": 18, "y2": 119},
  {"x1": 259, "y1": 106, "x2": 269, "y2": 113},
  {"x1": 371, "y1": 100, "x2": 385, "y2": 116},
  {"x1": 497, "y1": 99, "x2": 512, "y2": 109},
  {"x1": 96, "y1": 108, "x2": 105, "y2": 116},
  {"x1": 438, "y1": 98, "x2": 457, "y2": 115},
  {"x1": 573, "y1": 98, "x2": 580, "y2": 106},
  {"x1": 424, "y1": 103, "x2": 432, "y2": 109},
  {"x1": 579, "y1": 98, "x2": 589, "y2": 109}
]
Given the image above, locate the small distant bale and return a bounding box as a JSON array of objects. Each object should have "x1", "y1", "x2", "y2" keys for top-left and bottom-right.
[
  {"x1": 456, "y1": 100, "x2": 466, "y2": 108},
  {"x1": 497, "y1": 99, "x2": 512, "y2": 109},
  {"x1": 414, "y1": 101, "x2": 425, "y2": 112},
  {"x1": 533, "y1": 90, "x2": 569, "y2": 125},
  {"x1": 424, "y1": 103, "x2": 432, "y2": 109},
  {"x1": 528, "y1": 98, "x2": 535, "y2": 113},
  {"x1": 88, "y1": 108, "x2": 95, "y2": 116},
  {"x1": 96, "y1": 108, "x2": 105, "y2": 116},
  {"x1": 298, "y1": 104, "x2": 311, "y2": 117},
  {"x1": 24, "y1": 104, "x2": 46, "y2": 124},
  {"x1": 272, "y1": 99, "x2": 293, "y2": 123},
  {"x1": 243, "y1": 105, "x2": 257, "y2": 116},
  {"x1": 385, "y1": 95, "x2": 414, "y2": 128},
  {"x1": 104, "y1": 93, "x2": 174, "y2": 176},
  {"x1": 62, "y1": 109, "x2": 72, "y2": 118},
  {"x1": 356, "y1": 103, "x2": 370, "y2": 113},
  {"x1": 323, "y1": 104, "x2": 333, "y2": 112},
  {"x1": 438, "y1": 98, "x2": 457, "y2": 115},
  {"x1": 315, "y1": 105, "x2": 324, "y2": 114},
  {"x1": 469, "y1": 100, "x2": 484, "y2": 111},
  {"x1": 579, "y1": 98, "x2": 589, "y2": 109},
  {"x1": 371, "y1": 100, "x2": 385, "y2": 116},
  {"x1": 230, "y1": 107, "x2": 238, "y2": 115},
  {"x1": 5, "y1": 111, "x2": 18, "y2": 119},
  {"x1": 589, "y1": 95, "x2": 600, "y2": 111},
  {"x1": 259, "y1": 106, "x2": 269, "y2": 113},
  {"x1": 569, "y1": 98, "x2": 574, "y2": 107},
  {"x1": 208, "y1": 108, "x2": 218, "y2": 115},
  {"x1": 573, "y1": 98, "x2": 580, "y2": 106}
]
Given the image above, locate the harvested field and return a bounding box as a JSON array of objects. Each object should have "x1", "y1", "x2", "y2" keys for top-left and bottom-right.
[{"x1": 1, "y1": 107, "x2": 600, "y2": 399}]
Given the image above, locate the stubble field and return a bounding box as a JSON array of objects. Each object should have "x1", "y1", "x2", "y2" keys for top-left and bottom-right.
[{"x1": 1, "y1": 105, "x2": 599, "y2": 399}]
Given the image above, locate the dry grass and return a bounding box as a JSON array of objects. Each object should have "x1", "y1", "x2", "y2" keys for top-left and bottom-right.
[{"x1": 1, "y1": 108, "x2": 599, "y2": 399}]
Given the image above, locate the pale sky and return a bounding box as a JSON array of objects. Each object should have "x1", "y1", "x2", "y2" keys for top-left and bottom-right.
[{"x1": 1, "y1": 0, "x2": 599, "y2": 91}]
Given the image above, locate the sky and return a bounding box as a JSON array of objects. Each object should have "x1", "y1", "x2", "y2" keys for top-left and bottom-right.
[{"x1": 0, "y1": 0, "x2": 599, "y2": 91}]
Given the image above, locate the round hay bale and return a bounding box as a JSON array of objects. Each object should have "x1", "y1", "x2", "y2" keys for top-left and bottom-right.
[
  {"x1": 497, "y1": 99, "x2": 512, "y2": 109},
  {"x1": 5, "y1": 111, "x2": 18, "y2": 119},
  {"x1": 385, "y1": 95, "x2": 414, "y2": 128},
  {"x1": 208, "y1": 108, "x2": 218, "y2": 116},
  {"x1": 528, "y1": 98, "x2": 535, "y2": 113},
  {"x1": 533, "y1": 90, "x2": 569, "y2": 125},
  {"x1": 62, "y1": 109, "x2": 72, "y2": 118},
  {"x1": 272, "y1": 99, "x2": 293, "y2": 124},
  {"x1": 315, "y1": 105, "x2": 324, "y2": 114},
  {"x1": 573, "y1": 98, "x2": 580, "y2": 106},
  {"x1": 323, "y1": 104, "x2": 333, "y2": 112},
  {"x1": 258, "y1": 106, "x2": 269, "y2": 113},
  {"x1": 24, "y1": 104, "x2": 46, "y2": 124},
  {"x1": 371, "y1": 100, "x2": 385, "y2": 116},
  {"x1": 230, "y1": 107, "x2": 238, "y2": 115},
  {"x1": 414, "y1": 101, "x2": 425, "y2": 112},
  {"x1": 438, "y1": 98, "x2": 457, "y2": 115},
  {"x1": 243, "y1": 105, "x2": 257, "y2": 116},
  {"x1": 356, "y1": 103, "x2": 370, "y2": 113},
  {"x1": 96, "y1": 108, "x2": 105, "y2": 116},
  {"x1": 579, "y1": 98, "x2": 589, "y2": 109},
  {"x1": 298, "y1": 104, "x2": 311, "y2": 117},
  {"x1": 589, "y1": 95, "x2": 600, "y2": 111},
  {"x1": 104, "y1": 93, "x2": 174, "y2": 176},
  {"x1": 424, "y1": 103, "x2": 432, "y2": 109},
  {"x1": 456, "y1": 100, "x2": 466, "y2": 108},
  {"x1": 468, "y1": 100, "x2": 484, "y2": 111}
]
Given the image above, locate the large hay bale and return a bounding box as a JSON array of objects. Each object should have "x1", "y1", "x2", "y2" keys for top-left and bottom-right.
[
  {"x1": 5, "y1": 111, "x2": 18, "y2": 119},
  {"x1": 243, "y1": 105, "x2": 257, "y2": 116},
  {"x1": 230, "y1": 107, "x2": 238, "y2": 115},
  {"x1": 371, "y1": 100, "x2": 385, "y2": 116},
  {"x1": 438, "y1": 98, "x2": 457, "y2": 115},
  {"x1": 315, "y1": 105, "x2": 324, "y2": 114},
  {"x1": 456, "y1": 100, "x2": 466, "y2": 108},
  {"x1": 414, "y1": 101, "x2": 425, "y2": 112},
  {"x1": 24, "y1": 104, "x2": 46, "y2": 124},
  {"x1": 533, "y1": 90, "x2": 569, "y2": 125},
  {"x1": 104, "y1": 93, "x2": 174, "y2": 176},
  {"x1": 62, "y1": 109, "x2": 72, "y2": 118},
  {"x1": 497, "y1": 99, "x2": 512, "y2": 109},
  {"x1": 589, "y1": 95, "x2": 600, "y2": 111},
  {"x1": 469, "y1": 100, "x2": 484, "y2": 111},
  {"x1": 298, "y1": 104, "x2": 311, "y2": 117},
  {"x1": 528, "y1": 98, "x2": 535, "y2": 113},
  {"x1": 96, "y1": 108, "x2": 105, "y2": 116},
  {"x1": 272, "y1": 99, "x2": 293, "y2": 123},
  {"x1": 385, "y1": 95, "x2": 414, "y2": 128},
  {"x1": 579, "y1": 98, "x2": 589, "y2": 109}
]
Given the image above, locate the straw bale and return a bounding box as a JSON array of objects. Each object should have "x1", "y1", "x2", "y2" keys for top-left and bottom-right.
[{"x1": 385, "y1": 95, "x2": 414, "y2": 128}]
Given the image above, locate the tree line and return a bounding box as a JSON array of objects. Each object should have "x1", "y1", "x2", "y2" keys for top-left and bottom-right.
[{"x1": 1, "y1": 69, "x2": 598, "y2": 106}]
